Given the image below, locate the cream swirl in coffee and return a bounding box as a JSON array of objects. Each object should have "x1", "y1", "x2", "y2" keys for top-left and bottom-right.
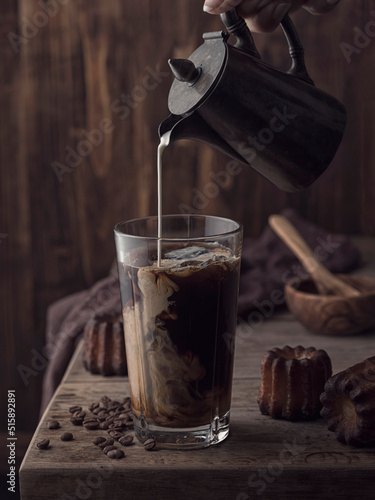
[{"x1": 119, "y1": 243, "x2": 240, "y2": 427}]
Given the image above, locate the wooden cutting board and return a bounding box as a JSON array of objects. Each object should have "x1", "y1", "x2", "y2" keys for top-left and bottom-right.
[{"x1": 20, "y1": 307, "x2": 375, "y2": 500}]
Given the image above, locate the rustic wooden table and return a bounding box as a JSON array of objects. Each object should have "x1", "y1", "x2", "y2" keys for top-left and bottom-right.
[{"x1": 20, "y1": 239, "x2": 375, "y2": 500}]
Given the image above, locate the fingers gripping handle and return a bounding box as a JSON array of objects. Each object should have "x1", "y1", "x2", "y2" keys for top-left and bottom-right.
[
  {"x1": 220, "y1": 8, "x2": 260, "y2": 58},
  {"x1": 220, "y1": 8, "x2": 314, "y2": 85}
]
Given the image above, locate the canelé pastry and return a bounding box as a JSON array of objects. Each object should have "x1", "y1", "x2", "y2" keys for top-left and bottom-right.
[
  {"x1": 258, "y1": 345, "x2": 332, "y2": 420},
  {"x1": 83, "y1": 313, "x2": 127, "y2": 376},
  {"x1": 320, "y1": 356, "x2": 375, "y2": 446}
]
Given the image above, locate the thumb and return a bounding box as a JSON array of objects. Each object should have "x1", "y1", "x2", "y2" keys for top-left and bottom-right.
[{"x1": 203, "y1": 0, "x2": 243, "y2": 14}]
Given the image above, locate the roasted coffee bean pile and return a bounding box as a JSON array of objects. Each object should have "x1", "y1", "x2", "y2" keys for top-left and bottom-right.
[
  {"x1": 88, "y1": 396, "x2": 135, "y2": 459},
  {"x1": 36, "y1": 395, "x2": 156, "y2": 456},
  {"x1": 83, "y1": 395, "x2": 134, "y2": 433}
]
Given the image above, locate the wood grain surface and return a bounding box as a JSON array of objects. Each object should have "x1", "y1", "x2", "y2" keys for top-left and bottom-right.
[
  {"x1": 1, "y1": 0, "x2": 375, "y2": 437},
  {"x1": 20, "y1": 311, "x2": 375, "y2": 500}
]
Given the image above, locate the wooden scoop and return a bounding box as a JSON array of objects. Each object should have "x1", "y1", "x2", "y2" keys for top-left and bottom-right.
[{"x1": 269, "y1": 214, "x2": 360, "y2": 297}]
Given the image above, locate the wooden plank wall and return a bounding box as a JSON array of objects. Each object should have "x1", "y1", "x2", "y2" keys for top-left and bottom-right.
[{"x1": 1, "y1": 0, "x2": 374, "y2": 439}]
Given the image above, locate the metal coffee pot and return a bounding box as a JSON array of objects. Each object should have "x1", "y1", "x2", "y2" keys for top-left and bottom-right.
[{"x1": 159, "y1": 9, "x2": 347, "y2": 192}]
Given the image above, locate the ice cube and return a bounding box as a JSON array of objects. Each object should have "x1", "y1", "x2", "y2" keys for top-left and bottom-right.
[
  {"x1": 164, "y1": 246, "x2": 209, "y2": 261},
  {"x1": 173, "y1": 260, "x2": 204, "y2": 269}
]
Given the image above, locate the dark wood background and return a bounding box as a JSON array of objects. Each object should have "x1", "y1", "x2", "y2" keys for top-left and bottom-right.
[{"x1": 1, "y1": 0, "x2": 374, "y2": 471}]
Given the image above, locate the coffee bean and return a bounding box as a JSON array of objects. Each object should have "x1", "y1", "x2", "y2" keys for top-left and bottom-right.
[
  {"x1": 113, "y1": 420, "x2": 127, "y2": 428},
  {"x1": 108, "y1": 431, "x2": 123, "y2": 440},
  {"x1": 118, "y1": 435, "x2": 134, "y2": 446},
  {"x1": 70, "y1": 417, "x2": 84, "y2": 426},
  {"x1": 103, "y1": 445, "x2": 117, "y2": 454},
  {"x1": 117, "y1": 412, "x2": 132, "y2": 421},
  {"x1": 108, "y1": 401, "x2": 121, "y2": 410},
  {"x1": 98, "y1": 438, "x2": 114, "y2": 449},
  {"x1": 107, "y1": 449, "x2": 124, "y2": 459},
  {"x1": 37, "y1": 438, "x2": 50, "y2": 450},
  {"x1": 69, "y1": 405, "x2": 82, "y2": 414},
  {"x1": 73, "y1": 410, "x2": 86, "y2": 419},
  {"x1": 93, "y1": 436, "x2": 107, "y2": 446},
  {"x1": 60, "y1": 432, "x2": 73, "y2": 441},
  {"x1": 109, "y1": 406, "x2": 123, "y2": 414},
  {"x1": 48, "y1": 420, "x2": 60, "y2": 430},
  {"x1": 100, "y1": 396, "x2": 111, "y2": 407},
  {"x1": 89, "y1": 402, "x2": 100, "y2": 412},
  {"x1": 143, "y1": 438, "x2": 156, "y2": 451},
  {"x1": 85, "y1": 424, "x2": 100, "y2": 430},
  {"x1": 82, "y1": 418, "x2": 100, "y2": 431},
  {"x1": 99, "y1": 421, "x2": 109, "y2": 430},
  {"x1": 114, "y1": 417, "x2": 128, "y2": 424},
  {"x1": 108, "y1": 423, "x2": 123, "y2": 431}
]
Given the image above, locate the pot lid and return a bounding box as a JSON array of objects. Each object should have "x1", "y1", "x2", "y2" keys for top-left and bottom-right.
[{"x1": 167, "y1": 31, "x2": 229, "y2": 116}]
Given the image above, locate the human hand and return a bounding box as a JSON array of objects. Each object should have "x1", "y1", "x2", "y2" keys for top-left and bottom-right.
[{"x1": 203, "y1": 0, "x2": 340, "y2": 33}]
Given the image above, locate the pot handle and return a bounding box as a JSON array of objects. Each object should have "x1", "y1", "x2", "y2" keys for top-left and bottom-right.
[{"x1": 220, "y1": 9, "x2": 314, "y2": 85}]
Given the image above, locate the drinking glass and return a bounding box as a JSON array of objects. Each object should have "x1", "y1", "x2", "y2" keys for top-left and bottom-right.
[{"x1": 114, "y1": 214, "x2": 242, "y2": 449}]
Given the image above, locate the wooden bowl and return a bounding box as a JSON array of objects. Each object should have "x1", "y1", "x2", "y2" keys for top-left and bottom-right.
[{"x1": 284, "y1": 274, "x2": 375, "y2": 336}]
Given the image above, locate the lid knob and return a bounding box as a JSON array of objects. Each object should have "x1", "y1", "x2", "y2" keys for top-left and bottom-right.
[{"x1": 168, "y1": 59, "x2": 202, "y2": 86}]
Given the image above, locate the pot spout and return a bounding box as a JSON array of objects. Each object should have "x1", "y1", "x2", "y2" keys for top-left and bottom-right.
[{"x1": 158, "y1": 113, "x2": 246, "y2": 166}]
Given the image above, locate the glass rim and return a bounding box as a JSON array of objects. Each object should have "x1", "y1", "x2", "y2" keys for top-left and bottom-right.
[{"x1": 114, "y1": 214, "x2": 242, "y2": 242}]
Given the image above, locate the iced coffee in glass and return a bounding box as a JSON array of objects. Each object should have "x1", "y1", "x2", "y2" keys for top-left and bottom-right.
[{"x1": 114, "y1": 214, "x2": 242, "y2": 449}]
